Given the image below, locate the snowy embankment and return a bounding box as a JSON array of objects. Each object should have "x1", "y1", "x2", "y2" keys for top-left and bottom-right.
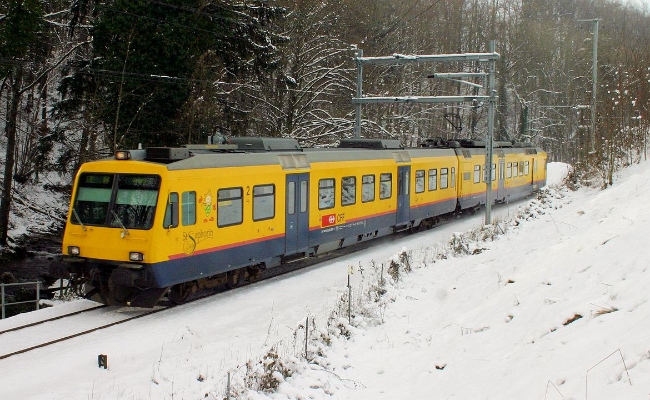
[{"x1": 236, "y1": 161, "x2": 650, "y2": 400}]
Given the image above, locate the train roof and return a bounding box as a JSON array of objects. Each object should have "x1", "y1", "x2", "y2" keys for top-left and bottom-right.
[
  {"x1": 164, "y1": 148, "x2": 457, "y2": 171},
  {"x1": 111, "y1": 137, "x2": 544, "y2": 171}
]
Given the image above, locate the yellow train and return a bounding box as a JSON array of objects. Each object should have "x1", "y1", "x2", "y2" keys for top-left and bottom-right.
[{"x1": 62, "y1": 137, "x2": 547, "y2": 307}]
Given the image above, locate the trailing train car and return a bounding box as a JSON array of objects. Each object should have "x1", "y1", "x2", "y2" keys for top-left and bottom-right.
[
  {"x1": 62, "y1": 137, "x2": 547, "y2": 307},
  {"x1": 453, "y1": 139, "x2": 547, "y2": 209}
]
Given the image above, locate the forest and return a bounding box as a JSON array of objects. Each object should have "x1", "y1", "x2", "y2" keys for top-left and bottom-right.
[{"x1": 1, "y1": 0, "x2": 649, "y2": 249}]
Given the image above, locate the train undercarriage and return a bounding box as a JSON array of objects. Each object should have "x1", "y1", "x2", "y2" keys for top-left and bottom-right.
[
  {"x1": 68, "y1": 261, "x2": 270, "y2": 307},
  {"x1": 65, "y1": 212, "x2": 452, "y2": 308}
]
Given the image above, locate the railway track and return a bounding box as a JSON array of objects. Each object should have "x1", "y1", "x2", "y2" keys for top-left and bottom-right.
[
  {"x1": 0, "y1": 305, "x2": 167, "y2": 360},
  {"x1": 0, "y1": 304, "x2": 107, "y2": 336}
]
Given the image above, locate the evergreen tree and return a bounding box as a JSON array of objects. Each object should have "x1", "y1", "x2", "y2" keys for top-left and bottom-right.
[{"x1": 86, "y1": 0, "x2": 285, "y2": 149}]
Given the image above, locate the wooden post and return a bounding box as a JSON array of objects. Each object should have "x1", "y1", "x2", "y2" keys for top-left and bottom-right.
[{"x1": 304, "y1": 317, "x2": 309, "y2": 359}]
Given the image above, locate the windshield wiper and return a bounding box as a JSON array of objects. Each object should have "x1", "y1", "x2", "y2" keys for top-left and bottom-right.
[
  {"x1": 71, "y1": 208, "x2": 87, "y2": 231},
  {"x1": 111, "y1": 210, "x2": 130, "y2": 238}
]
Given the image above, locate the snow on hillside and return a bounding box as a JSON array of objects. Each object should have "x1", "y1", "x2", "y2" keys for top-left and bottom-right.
[
  {"x1": 1, "y1": 160, "x2": 650, "y2": 400},
  {"x1": 308, "y1": 161, "x2": 649, "y2": 400}
]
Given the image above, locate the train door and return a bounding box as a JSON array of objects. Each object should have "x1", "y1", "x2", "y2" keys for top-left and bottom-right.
[
  {"x1": 460, "y1": 161, "x2": 471, "y2": 199},
  {"x1": 397, "y1": 166, "x2": 410, "y2": 225},
  {"x1": 532, "y1": 157, "x2": 542, "y2": 190},
  {"x1": 530, "y1": 157, "x2": 536, "y2": 188},
  {"x1": 285, "y1": 173, "x2": 309, "y2": 254},
  {"x1": 497, "y1": 159, "x2": 506, "y2": 201}
]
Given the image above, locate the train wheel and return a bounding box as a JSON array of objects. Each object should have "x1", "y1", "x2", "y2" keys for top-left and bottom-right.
[
  {"x1": 169, "y1": 283, "x2": 191, "y2": 304},
  {"x1": 226, "y1": 270, "x2": 241, "y2": 289}
]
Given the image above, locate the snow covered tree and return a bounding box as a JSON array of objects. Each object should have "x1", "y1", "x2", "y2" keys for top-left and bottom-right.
[
  {"x1": 252, "y1": 0, "x2": 356, "y2": 145},
  {"x1": 0, "y1": 0, "x2": 47, "y2": 248}
]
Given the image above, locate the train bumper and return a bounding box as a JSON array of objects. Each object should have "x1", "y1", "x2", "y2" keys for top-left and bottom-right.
[{"x1": 64, "y1": 256, "x2": 169, "y2": 307}]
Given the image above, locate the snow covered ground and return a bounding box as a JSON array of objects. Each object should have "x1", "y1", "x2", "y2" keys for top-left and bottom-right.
[{"x1": 1, "y1": 160, "x2": 649, "y2": 400}]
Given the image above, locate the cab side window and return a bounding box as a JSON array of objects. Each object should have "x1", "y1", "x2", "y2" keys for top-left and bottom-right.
[
  {"x1": 163, "y1": 192, "x2": 179, "y2": 228},
  {"x1": 182, "y1": 191, "x2": 196, "y2": 226}
]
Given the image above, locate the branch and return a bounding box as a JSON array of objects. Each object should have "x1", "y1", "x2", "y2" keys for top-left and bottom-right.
[{"x1": 19, "y1": 40, "x2": 92, "y2": 95}]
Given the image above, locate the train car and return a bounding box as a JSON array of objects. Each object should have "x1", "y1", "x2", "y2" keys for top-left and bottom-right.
[
  {"x1": 62, "y1": 137, "x2": 546, "y2": 307},
  {"x1": 451, "y1": 139, "x2": 548, "y2": 209}
]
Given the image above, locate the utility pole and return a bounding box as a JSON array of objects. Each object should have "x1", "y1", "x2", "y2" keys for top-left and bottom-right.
[
  {"x1": 578, "y1": 18, "x2": 600, "y2": 154},
  {"x1": 485, "y1": 40, "x2": 497, "y2": 225},
  {"x1": 354, "y1": 48, "x2": 363, "y2": 138}
]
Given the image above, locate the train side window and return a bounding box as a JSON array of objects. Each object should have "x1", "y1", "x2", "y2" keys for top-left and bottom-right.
[
  {"x1": 163, "y1": 192, "x2": 179, "y2": 228},
  {"x1": 253, "y1": 184, "x2": 275, "y2": 221},
  {"x1": 181, "y1": 191, "x2": 196, "y2": 226},
  {"x1": 491, "y1": 164, "x2": 496, "y2": 181},
  {"x1": 441, "y1": 168, "x2": 449, "y2": 189},
  {"x1": 507, "y1": 162, "x2": 512, "y2": 178},
  {"x1": 473, "y1": 165, "x2": 481, "y2": 183},
  {"x1": 451, "y1": 167, "x2": 456, "y2": 188},
  {"x1": 319, "y1": 178, "x2": 335, "y2": 209},
  {"x1": 513, "y1": 162, "x2": 518, "y2": 178},
  {"x1": 428, "y1": 169, "x2": 437, "y2": 191},
  {"x1": 341, "y1": 176, "x2": 356, "y2": 206},
  {"x1": 399, "y1": 172, "x2": 409, "y2": 196},
  {"x1": 415, "y1": 170, "x2": 425, "y2": 193},
  {"x1": 380, "y1": 173, "x2": 392, "y2": 199},
  {"x1": 287, "y1": 182, "x2": 296, "y2": 215},
  {"x1": 217, "y1": 187, "x2": 243, "y2": 227},
  {"x1": 524, "y1": 161, "x2": 530, "y2": 175},
  {"x1": 362, "y1": 175, "x2": 375, "y2": 202},
  {"x1": 300, "y1": 181, "x2": 308, "y2": 213},
  {"x1": 519, "y1": 162, "x2": 524, "y2": 176}
]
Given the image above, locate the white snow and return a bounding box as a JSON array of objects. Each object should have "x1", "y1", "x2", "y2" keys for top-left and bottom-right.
[{"x1": 1, "y1": 160, "x2": 650, "y2": 399}]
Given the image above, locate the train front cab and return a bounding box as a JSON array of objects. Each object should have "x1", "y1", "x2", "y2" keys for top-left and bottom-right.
[{"x1": 63, "y1": 160, "x2": 171, "y2": 307}]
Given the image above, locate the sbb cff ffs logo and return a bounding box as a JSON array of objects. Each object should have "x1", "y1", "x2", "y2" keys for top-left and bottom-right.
[
  {"x1": 321, "y1": 213, "x2": 344, "y2": 227},
  {"x1": 322, "y1": 214, "x2": 336, "y2": 227}
]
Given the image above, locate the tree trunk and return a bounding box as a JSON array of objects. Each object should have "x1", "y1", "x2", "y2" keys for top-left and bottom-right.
[{"x1": 0, "y1": 70, "x2": 23, "y2": 248}]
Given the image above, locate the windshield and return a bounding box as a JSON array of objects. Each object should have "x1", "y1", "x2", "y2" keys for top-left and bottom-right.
[{"x1": 72, "y1": 173, "x2": 161, "y2": 230}]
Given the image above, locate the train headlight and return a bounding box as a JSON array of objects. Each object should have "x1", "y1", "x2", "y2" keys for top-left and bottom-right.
[
  {"x1": 129, "y1": 252, "x2": 144, "y2": 262},
  {"x1": 68, "y1": 246, "x2": 80, "y2": 256},
  {"x1": 115, "y1": 150, "x2": 131, "y2": 160}
]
